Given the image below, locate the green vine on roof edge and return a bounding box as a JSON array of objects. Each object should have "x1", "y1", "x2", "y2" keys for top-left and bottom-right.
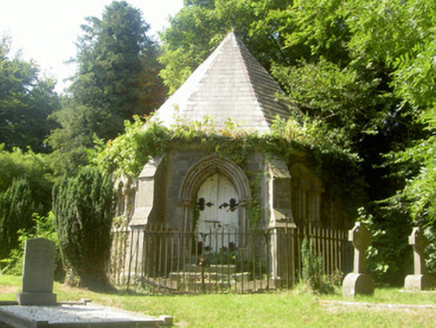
[{"x1": 89, "y1": 114, "x2": 365, "y2": 223}]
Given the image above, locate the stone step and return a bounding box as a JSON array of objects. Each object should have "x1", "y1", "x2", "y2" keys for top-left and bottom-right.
[
  {"x1": 169, "y1": 271, "x2": 250, "y2": 283},
  {"x1": 184, "y1": 263, "x2": 237, "y2": 274},
  {"x1": 176, "y1": 282, "x2": 232, "y2": 291},
  {"x1": 169, "y1": 279, "x2": 276, "y2": 292}
]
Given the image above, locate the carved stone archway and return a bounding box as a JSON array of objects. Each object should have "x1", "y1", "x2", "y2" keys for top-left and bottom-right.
[{"x1": 179, "y1": 155, "x2": 251, "y2": 231}]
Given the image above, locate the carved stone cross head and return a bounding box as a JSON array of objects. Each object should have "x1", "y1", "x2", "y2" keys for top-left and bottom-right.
[
  {"x1": 409, "y1": 227, "x2": 428, "y2": 275},
  {"x1": 349, "y1": 222, "x2": 372, "y2": 273},
  {"x1": 409, "y1": 227, "x2": 428, "y2": 254},
  {"x1": 349, "y1": 222, "x2": 372, "y2": 251}
]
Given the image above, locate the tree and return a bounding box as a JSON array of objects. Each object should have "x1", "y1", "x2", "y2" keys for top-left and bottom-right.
[
  {"x1": 0, "y1": 36, "x2": 60, "y2": 153},
  {"x1": 52, "y1": 166, "x2": 115, "y2": 290},
  {"x1": 49, "y1": 1, "x2": 166, "y2": 149},
  {"x1": 73, "y1": 0, "x2": 166, "y2": 130},
  {"x1": 377, "y1": 0, "x2": 436, "y2": 228},
  {"x1": 160, "y1": 0, "x2": 292, "y2": 94}
]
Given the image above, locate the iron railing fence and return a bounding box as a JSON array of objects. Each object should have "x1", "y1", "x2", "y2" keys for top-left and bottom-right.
[{"x1": 108, "y1": 224, "x2": 353, "y2": 294}]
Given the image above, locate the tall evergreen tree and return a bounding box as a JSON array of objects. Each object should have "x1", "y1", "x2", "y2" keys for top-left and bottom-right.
[{"x1": 48, "y1": 1, "x2": 167, "y2": 173}]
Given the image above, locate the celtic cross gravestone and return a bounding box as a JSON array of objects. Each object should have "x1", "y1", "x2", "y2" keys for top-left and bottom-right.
[
  {"x1": 404, "y1": 227, "x2": 435, "y2": 291},
  {"x1": 342, "y1": 222, "x2": 374, "y2": 298},
  {"x1": 350, "y1": 221, "x2": 372, "y2": 274}
]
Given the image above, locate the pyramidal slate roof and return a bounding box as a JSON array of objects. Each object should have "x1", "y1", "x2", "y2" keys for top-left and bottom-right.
[{"x1": 152, "y1": 32, "x2": 293, "y2": 132}]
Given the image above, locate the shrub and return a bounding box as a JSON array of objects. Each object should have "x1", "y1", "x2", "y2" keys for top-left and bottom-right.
[
  {"x1": 53, "y1": 166, "x2": 115, "y2": 291},
  {"x1": 0, "y1": 147, "x2": 54, "y2": 262},
  {"x1": 0, "y1": 178, "x2": 42, "y2": 260},
  {"x1": 1, "y1": 212, "x2": 63, "y2": 279},
  {"x1": 300, "y1": 236, "x2": 337, "y2": 294}
]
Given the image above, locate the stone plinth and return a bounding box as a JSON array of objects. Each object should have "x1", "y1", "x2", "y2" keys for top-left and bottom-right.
[
  {"x1": 342, "y1": 222, "x2": 374, "y2": 298},
  {"x1": 17, "y1": 238, "x2": 57, "y2": 305},
  {"x1": 404, "y1": 274, "x2": 436, "y2": 291},
  {"x1": 342, "y1": 273, "x2": 374, "y2": 297},
  {"x1": 404, "y1": 227, "x2": 435, "y2": 291}
]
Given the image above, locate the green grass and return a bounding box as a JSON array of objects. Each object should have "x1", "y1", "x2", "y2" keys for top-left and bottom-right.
[
  {"x1": 1, "y1": 275, "x2": 436, "y2": 327},
  {"x1": 323, "y1": 286, "x2": 436, "y2": 305}
]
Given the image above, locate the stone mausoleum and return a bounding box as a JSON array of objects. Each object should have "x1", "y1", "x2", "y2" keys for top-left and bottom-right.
[{"x1": 113, "y1": 32, "x2": 351, "y2": 286}]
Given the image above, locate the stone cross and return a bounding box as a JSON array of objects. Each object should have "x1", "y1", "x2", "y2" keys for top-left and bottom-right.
[
  {"x1": 409, "y1": 227, "x2": 428, "y2": 275},
  {"x1": 349, "y1": 222, "x2": 372, "y2": 274}
]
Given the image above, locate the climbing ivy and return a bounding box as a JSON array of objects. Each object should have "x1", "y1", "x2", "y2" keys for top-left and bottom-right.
[
  {"x1": 90, "y1": 114, "x2": 365, "y2": 226},
  {"x1": 246, "y1": 172, "x2": 263, "y2": 228}
]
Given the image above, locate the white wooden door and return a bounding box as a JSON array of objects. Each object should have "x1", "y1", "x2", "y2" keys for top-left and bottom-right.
[{"x1": 196, "y1": 173, "x2": 238, "y2": 252}]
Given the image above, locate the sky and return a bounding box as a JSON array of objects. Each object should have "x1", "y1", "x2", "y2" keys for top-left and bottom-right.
[{"x1": 0, "y1": 0, "x2": 184, "y2": 92}]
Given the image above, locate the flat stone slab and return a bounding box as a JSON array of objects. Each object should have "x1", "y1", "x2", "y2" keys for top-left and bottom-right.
[{"x1": 0, "y1": 304, "x2": 172, "y2": 327}]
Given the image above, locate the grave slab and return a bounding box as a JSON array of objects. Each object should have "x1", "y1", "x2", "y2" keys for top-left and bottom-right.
[{"x1": 0, "y1": 304, "x2": 173, "y2": 327}]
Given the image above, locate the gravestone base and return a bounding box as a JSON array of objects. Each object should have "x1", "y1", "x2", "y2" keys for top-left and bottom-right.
[
  {"x1": 17, "y1": 292, "x2": 57, "y2": 306},
  {"x1": 342, "y1": 273, "x2": 374, "y2": 298},
  {"x1": 404, "y1": 274, "x2": 436, "y2": 291}
]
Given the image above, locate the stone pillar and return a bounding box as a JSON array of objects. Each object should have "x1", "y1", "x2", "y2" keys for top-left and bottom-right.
[
  {"x1": 404, "y1": 227, "x2": 435, "y2": 291},
  {"x1": 268, "y1": 221, "x2": 296, "y2": 287},
  {"x1": 130, "y1": 156, "x2": 164, "y2": 227},
  {"x1": 342, "y1": 222, "x2": 374, "y2": 298}
]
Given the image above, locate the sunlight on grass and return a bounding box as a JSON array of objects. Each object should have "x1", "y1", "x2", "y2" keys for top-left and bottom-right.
[
  {"x1": 0, "y1": 274, "x2": 21, "y2": 286},
  {"x1": 1, "y1": 275, "x2": 436, "y2": 327},
  {"x1": 323, "y1": 287, "x2": 436, "y2": 305}
]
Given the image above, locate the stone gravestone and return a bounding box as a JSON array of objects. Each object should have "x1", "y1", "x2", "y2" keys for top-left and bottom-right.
[
  {"x1": 404, "y1": 227, "x2": 436, "y2": 291},
  {"x1": 17, "y1": 238, "x2": 57, "y2": 305},
  {"x1": 342, "y1": 222, "x2": 374, "y2": 298}
]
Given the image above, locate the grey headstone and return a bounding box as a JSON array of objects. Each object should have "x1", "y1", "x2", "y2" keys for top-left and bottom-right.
[{"x1": 17, "y1": 238, "x2": 57, "y2": 305}]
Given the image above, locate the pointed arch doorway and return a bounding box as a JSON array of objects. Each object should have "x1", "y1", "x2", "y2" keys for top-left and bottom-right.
[
  {"x1": 196, "y1": 173, "x2": 238, "y2": 252},
  {"x1": 179, "y1": 156, "x2": 251, "y2": 252}
]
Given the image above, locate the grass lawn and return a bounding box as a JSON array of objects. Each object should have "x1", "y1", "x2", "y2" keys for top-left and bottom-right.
[{"x1": 1, "y1": 275, "x2": 436, "y2": 327}]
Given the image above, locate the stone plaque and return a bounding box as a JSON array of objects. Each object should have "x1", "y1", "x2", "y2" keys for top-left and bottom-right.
[{"x1": 17, "y1": 238, "x2": 57, "y2": 305}]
